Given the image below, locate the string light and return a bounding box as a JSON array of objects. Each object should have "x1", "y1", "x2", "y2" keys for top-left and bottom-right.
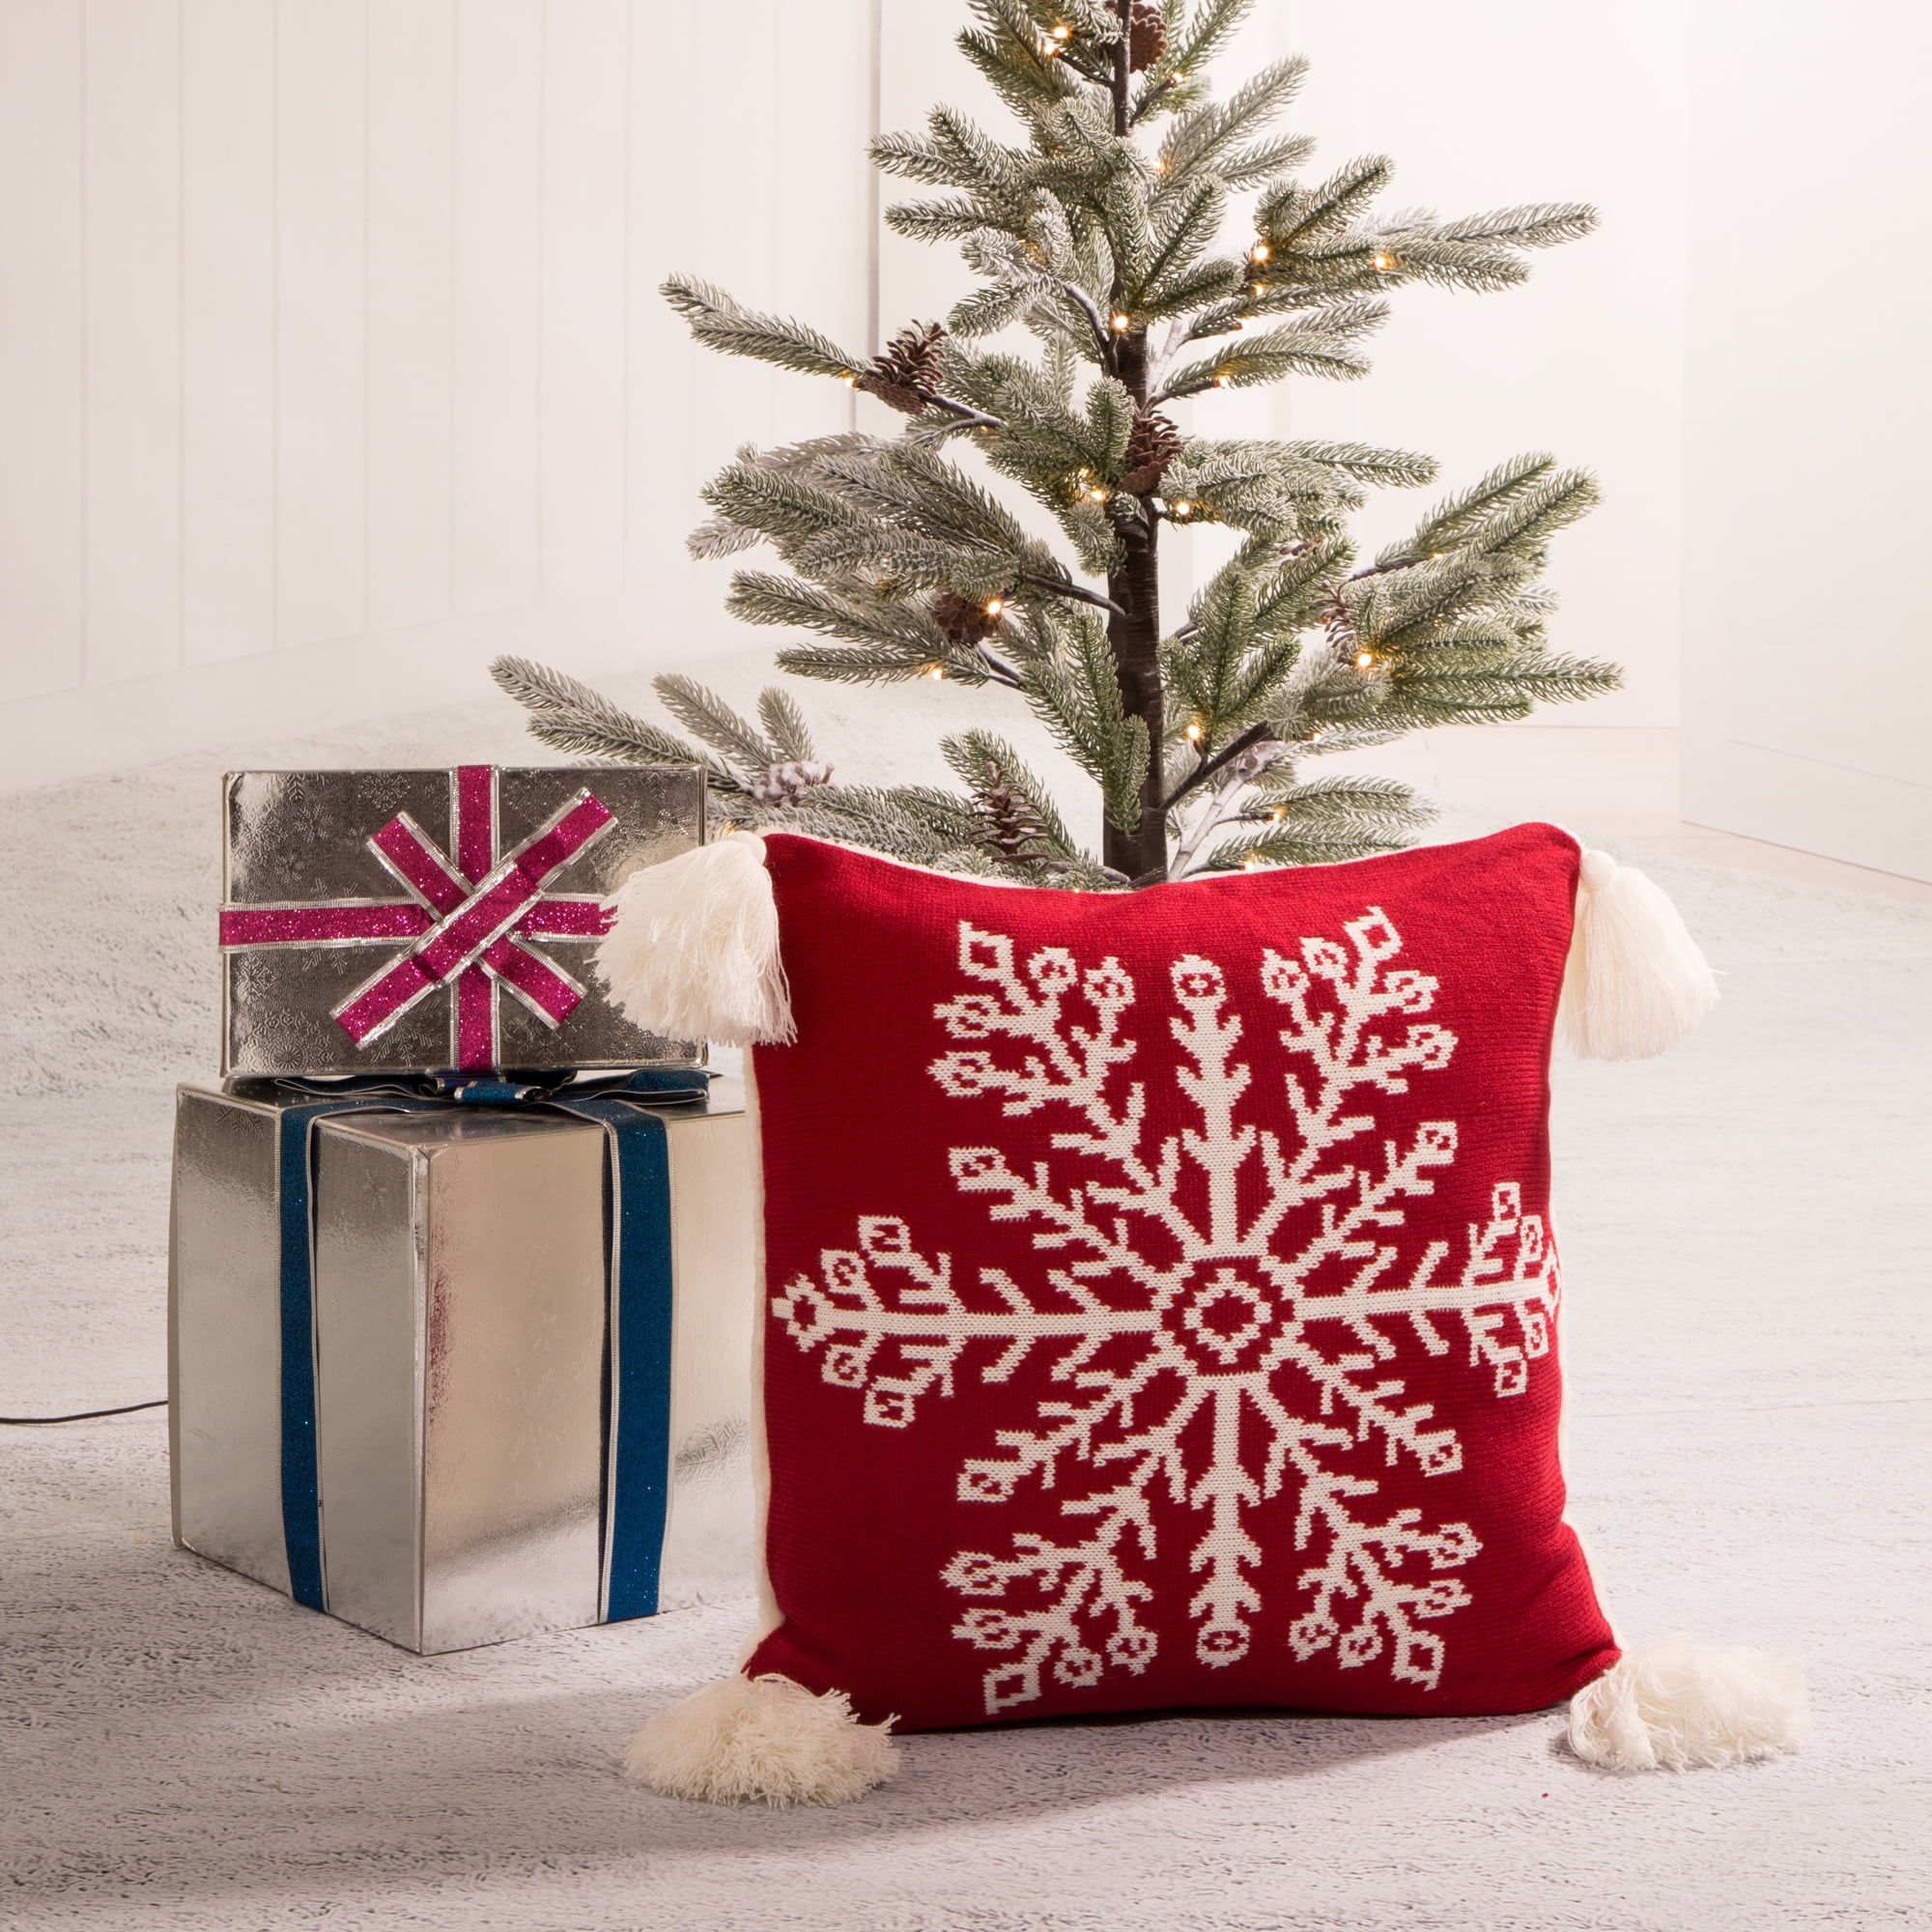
[
  {"x1": 1353, "y1": 648, "x2": 1378, "y2": 670},
  {"x1": 1268, "y1": 805, "x2": 1288, "y2": 822},
  {"x1": 1110, "y1": 312, "x2": 1132, "y2": 332},
  {"x1": 1087, "y1": 485, "x2": 1112, "y2": 503},
  {"x1": 926, "y1": 664, "x2": 948, "y2": 680},
  {"x1": 983, "y1": 597, "x2": 1005, "y2": 619},
  {"x1": 1213, "y1": 373, "x2": 1231, "y2": 388},
  {"x1": 1249, "y1": 242, "x2": 1271, "y2": 264},
  {"x1": 1184, "y1": 718, "x2": 1204, "y2": 742},
  {"x1": 1371, "y1": 249, "x2": 1397, "y2": 273},
  {"x1": 1250, "y1": 280, "x2": 1269, "y2": 297},
  {"x1": 840, "y1": 372, "x2": 857, "y2": 386},
  {"x1": 1242, "y1": 853, "x2": 1265, "y2": 871},
  {"x1": 1170, "y1": 498, "x2": 1193, "y2": 518},
  {"x1": 1050, "y1": 20, "x2": 1071, "y2": 38}
]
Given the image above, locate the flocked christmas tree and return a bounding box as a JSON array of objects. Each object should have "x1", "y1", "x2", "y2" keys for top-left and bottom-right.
[{"x1": 496, "y1": 0, "x2": 1618, "y2": 886}]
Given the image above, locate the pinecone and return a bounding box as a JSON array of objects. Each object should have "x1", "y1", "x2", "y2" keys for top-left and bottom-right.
[
  {"x1": 1128, "y1": 0, "x2": 1168, "y2": 71},
  {"x1": 1120, "y1": 406, "x2": 1183, "y2": 496},
  {"x1": 748, "y1": 759, "x2": 834, "y2": 809},
  {"x1": 859, "y1": 322, "x2": 948, "y2": 415},
  {"x1": 930, "y1": 587, "x2": 1004, "y2": 647},
  {"x1": 975, "y1": 769, "x2": 1049, "y2": 865}
]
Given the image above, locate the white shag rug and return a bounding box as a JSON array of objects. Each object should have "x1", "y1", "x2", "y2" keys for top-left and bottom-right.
[{"x1": 3, "y1": 660, "x2": 1928, "y2": 1931}]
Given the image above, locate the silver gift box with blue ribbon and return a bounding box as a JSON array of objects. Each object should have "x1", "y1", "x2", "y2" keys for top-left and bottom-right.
[{"x1": 167, "y1": 1069, "x2": 753, "y2": 1654}]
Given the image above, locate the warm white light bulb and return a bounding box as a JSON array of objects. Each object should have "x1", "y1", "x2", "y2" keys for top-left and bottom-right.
[
  {"x1": 1111, "y1": 312, "x2": 1131, "y2": 332},
  {"x1": 1050, "y1": 21, "x2": 1071, "y2": 38},
  {"x1": 1213, "y1": 373, "x2": 1231, "y2": 388},
  {"x1": 1185, "y1": 720, "x2": 1204, "y2": 742},
  {"x1": 927, "y1": 664, "x2": 947, "y2": 680},
  {"x1": 1171, "y1": 499, "x2": 1191, "y2": 517},
  {"x1": 984, "y1": 597, "x2": 1004, "y2": 618},
  {"x1": 1354, "y1": 649, "x2": 1378, "y2": 670},
  {"x1": 1250, "y1": 242, "x2": 1270, "y2": 264}
]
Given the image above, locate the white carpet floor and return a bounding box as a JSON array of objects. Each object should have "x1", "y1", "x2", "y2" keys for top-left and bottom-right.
[{"x1": 3, "y1": 664, "x2": 1929, "y2": 1930}]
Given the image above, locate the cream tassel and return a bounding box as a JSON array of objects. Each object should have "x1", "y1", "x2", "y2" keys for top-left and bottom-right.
[
  {"x1": 1559, "y1": 850, "x2": 1718, "y2": 1060},
  {"x1": 1568, "y1": 1636, "x2": 1806, "y2": 1773},
  {"x1": 624, "y1": 1673, "x2": 897, "y2": 1806},
  {"x1": 596, "y1": 834, "x2": 793, "y2": 1046}
]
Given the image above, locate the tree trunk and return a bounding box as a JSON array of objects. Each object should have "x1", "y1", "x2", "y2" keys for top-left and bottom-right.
[
  {"x1": 1103, "y1": 515, "x2": 1166, "y2": 881},
  {"x1": 1101, "y1": 317, "x2": 1169, "y2": 882},
  {"x1": 1100, "y1": 0, "x2": 1169, "y2": 884}
]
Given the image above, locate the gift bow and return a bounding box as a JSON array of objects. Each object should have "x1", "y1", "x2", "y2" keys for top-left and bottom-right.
[
  {"x1": 219, "y1": 766, "x2": 616, "y2": 1070},
  {"x1": 268, "y1": 1065, "x2": 712, "y2": 1623}
]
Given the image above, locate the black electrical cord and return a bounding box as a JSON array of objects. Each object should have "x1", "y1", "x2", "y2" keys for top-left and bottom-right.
[{"x1": 0, "y1": 1399, "x2": 167, "y2": 1425}]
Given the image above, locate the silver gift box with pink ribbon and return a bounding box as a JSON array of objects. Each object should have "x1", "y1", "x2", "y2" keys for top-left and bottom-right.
[{"x1": 218, "y1": 765, "x2": 703, "y2": 1077}]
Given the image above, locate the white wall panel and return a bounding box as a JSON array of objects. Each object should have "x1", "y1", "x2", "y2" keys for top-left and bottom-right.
[
  {"x1": 449, "y1": 0, "x2": 541, "y2": 618},
  {"x1": 1681, "y1": 0, "x2": 1932, "y2": 878},
  {"x1": 622, "y1": 0, "x2": 703, "y2": 614},
  {"x1": 1, "y1": 0, "x2": 883, "y2": 787},
  {"x1": 183, "y1": 0, "x2": 276, "y2": 666},
  {"x1": 1279, "y1": 0, "x2": 1687, "y2": 728},
  {"x1": 274, "y1": 0, "x2": 366, "y2": 650},
  {"x1": 83, "y1": 0, "x2": 183, "y2": 686},
  {"x1": 0, "y1": 0, "x2": 85, "y2": 702},
  {"x1": 367, "y1": 0, "x2": 455, "y2": 635},
  {"x1": 539, "y1": 0, "x2": 628, "y2": 598}
]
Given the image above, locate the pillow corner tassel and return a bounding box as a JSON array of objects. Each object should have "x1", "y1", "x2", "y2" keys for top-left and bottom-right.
[
  {"x1": 1567, "y1": 1636, "x2": 1808, "y2": 1775},
  {"x1": 596, "y1": 834, "x2": 795, "y2": 1048},
  {"x1": 1559, "y1": 850, "x2": 1719, "y2": 1061},
  {"x1": 623, "y1": 1673, "x2": 898, "y2": 1806}
]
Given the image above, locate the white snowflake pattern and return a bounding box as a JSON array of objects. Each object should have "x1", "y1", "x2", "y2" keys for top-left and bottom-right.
[{"x1": 772, "y1": 907, "x2": 1557, "y2": 1715}]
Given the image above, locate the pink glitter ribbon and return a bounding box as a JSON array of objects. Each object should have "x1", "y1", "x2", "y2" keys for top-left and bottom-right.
[{"x1": 218, "y1": 765, "x2": 616, "y2": 1069}]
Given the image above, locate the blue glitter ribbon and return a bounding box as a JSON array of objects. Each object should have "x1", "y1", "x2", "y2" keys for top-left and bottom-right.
[{"x1": 268, "y1": 1066, "x2": 711, "y2": 1617}]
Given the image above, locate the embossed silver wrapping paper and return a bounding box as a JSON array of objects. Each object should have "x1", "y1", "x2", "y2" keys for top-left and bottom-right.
[
  {"x1": 168, "y1": 1079, "x2": 754, "y2": 1654},
  {"x1": 219, "y1": 765, "x2": 704, "y2": 1077}
]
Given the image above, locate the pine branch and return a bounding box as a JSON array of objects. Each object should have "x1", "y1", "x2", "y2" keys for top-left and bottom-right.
[
  {"x1": 489, "y1": 656, "x2": 740, "y2": 787},
  {"x1": 653, "y1": 674, "x2": 781, "y2": 777},
  {"x1": 1157, "y1": 317, "x2": 1379, "y2": 400},
  {"x1": 756, "y1": 685, "x2": 816, "y2": 762},
  {"x1": 662, "y1": 277, "x2": 864, "y2": 382}
]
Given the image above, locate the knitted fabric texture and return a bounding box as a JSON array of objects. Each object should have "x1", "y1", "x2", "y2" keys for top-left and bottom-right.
[{"x1": 746, "y1": 825, "x2": 1618, "y2": 1729}]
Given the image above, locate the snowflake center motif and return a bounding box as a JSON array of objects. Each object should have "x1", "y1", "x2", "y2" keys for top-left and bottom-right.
[
  {"x1": 1166, "y1": 1257, "x2": 1285, "y2": 1374},
  {"x1": 771, "y1": 906, "x2": 1558, "y2": 1716}
]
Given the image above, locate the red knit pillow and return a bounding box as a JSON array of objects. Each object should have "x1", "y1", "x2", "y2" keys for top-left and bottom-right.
[
  {"x1": 605, "y1": 823, "x2": 1804, "y2": 1804},
  {"x1": 743, "y1": 824, "x2": 1614, "y2": 1730}
]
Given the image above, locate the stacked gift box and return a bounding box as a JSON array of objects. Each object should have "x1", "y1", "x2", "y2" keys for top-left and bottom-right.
[{"x1": 169, "y1": 764, "x2": 753, "y2": 1654}]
